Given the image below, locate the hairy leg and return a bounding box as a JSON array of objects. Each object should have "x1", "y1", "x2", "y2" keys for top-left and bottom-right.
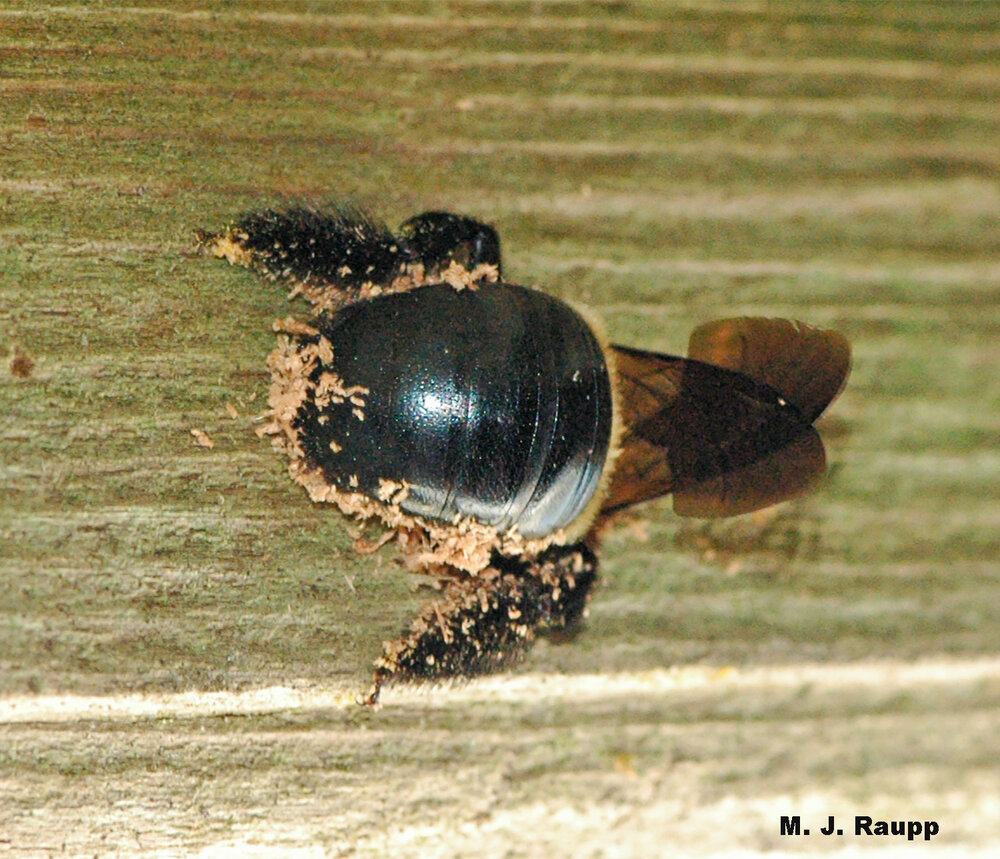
[
  {"x1": 197, "y1": 205, "x2": 407, "y2": 307},
  {"x1": 365, "y1": 543, "x2": 597, "y2": 705},
  {"x1": 198, "y1": 205, "x2": 503, "y2": 310}
]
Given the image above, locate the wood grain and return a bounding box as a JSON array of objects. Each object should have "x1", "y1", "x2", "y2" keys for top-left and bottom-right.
[{"x1": 2, "y1": 2, "x2": 998, "y2": 855}]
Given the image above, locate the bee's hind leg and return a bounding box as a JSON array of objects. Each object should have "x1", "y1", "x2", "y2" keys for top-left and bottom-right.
[
  {"x1": 364, "y1": 543, "x2": 597, "y2": 706},
  {"x1": 196, "y1": 205, "x2": 408, "y2": 310}
]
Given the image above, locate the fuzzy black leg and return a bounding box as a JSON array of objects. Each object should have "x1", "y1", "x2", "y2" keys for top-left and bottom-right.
[
  {"x1": 365, "y1": 543, "x2": 597, "y2": 705},
  {"x1": 198, "y1": 205, "x2": 407, "y2": 304},
  {"x1": 397, "y1": 211, "x2": 503, "y2": 278}
]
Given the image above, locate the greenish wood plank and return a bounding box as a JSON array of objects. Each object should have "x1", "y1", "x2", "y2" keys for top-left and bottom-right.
[{"x1": 1, "y1": 1, "x2": 998, "y2": 854}]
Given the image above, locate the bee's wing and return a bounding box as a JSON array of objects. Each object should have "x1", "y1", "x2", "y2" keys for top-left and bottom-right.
[
  {"x1": 688, "y1": 317, "x2": 851, "y2": 424},
  {"x1": 604, "y1": 319, "x2": 850, "y2": 518}
]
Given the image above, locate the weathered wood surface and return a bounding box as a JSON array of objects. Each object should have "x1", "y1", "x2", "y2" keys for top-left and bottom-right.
[{"x1": 2, "y1": 2, "x2": 998, "y2": 856}]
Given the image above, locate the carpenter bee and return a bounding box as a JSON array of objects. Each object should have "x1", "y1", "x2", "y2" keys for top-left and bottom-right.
[{"x1": 198, "y1": 205, "x2": 850, "y2": 704}]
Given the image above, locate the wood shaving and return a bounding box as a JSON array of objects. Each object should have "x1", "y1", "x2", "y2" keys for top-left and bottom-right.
[
  {"x1": 441, "y1": 260, "x2": 499, "y2": 291},
  {"x1": 376, "y1": 478, "x2": 410, "y2": 505},
  {"x1": 190, "y1": 428, "x2": 215, "y2": 448},
  {"x1": 273, "y1": 317, "x2": 319, "y2": 337},
  {"x1": 200, "y1": 232, "x2": 253, "y2": 267}
]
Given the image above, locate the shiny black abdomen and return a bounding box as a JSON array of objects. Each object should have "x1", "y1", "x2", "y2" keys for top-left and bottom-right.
[{"x1": 295, "y1": 282, "x2": 613, "y2": 538}]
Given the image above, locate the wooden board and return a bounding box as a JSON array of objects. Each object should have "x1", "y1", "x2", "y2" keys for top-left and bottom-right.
[{"x1": 2, "y1": 2, "x2": 998, "y2": 855}]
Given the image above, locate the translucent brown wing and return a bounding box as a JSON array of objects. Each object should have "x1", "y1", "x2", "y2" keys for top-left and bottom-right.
[
  {"x1": 687, "y1": 317, "x2": 851, "y2": 424},
  {"x1": 603, "y1": 318, "x2": 850, "y2": 518}
]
